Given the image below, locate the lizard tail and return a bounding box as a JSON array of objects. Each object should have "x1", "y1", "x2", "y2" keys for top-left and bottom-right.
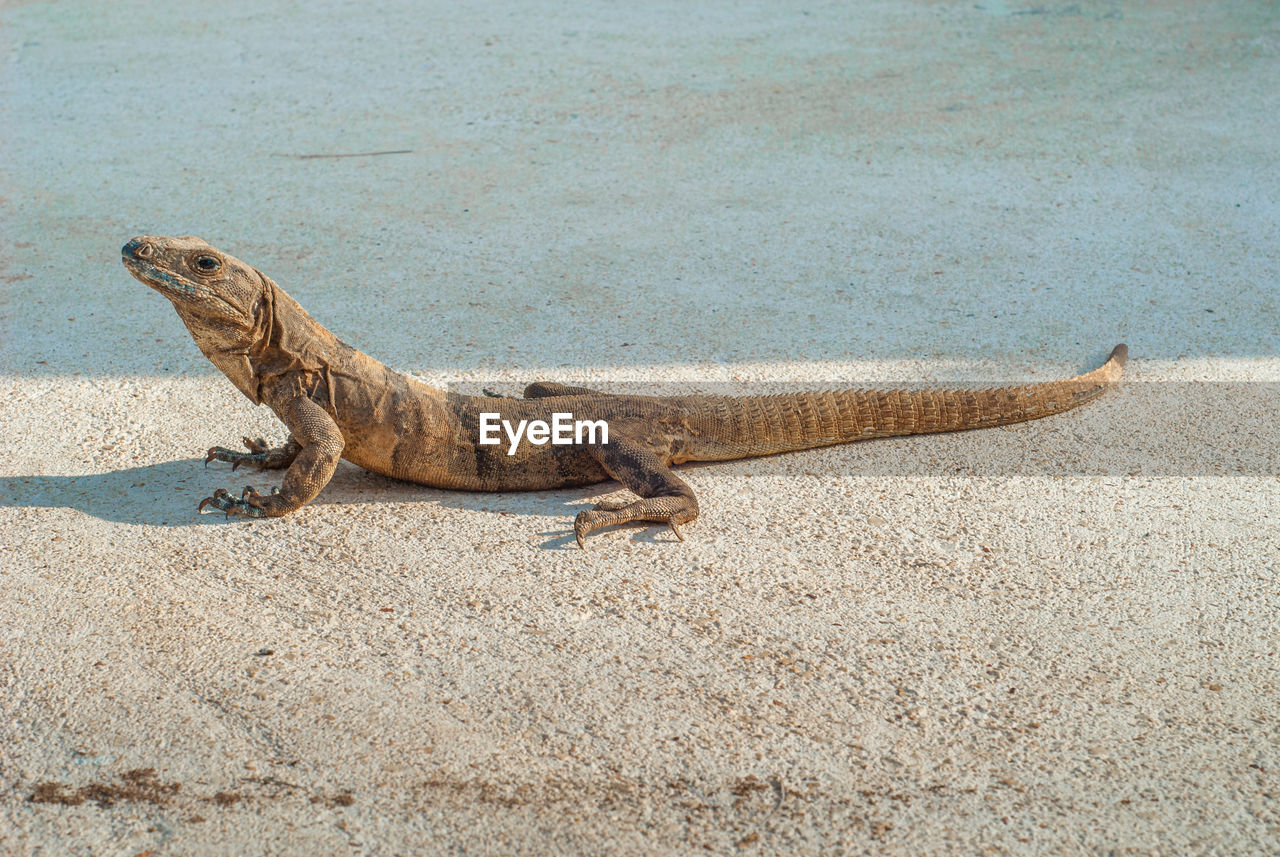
[{"x1": 683, "y1": 344, "x2": 1127, "y2": 461}]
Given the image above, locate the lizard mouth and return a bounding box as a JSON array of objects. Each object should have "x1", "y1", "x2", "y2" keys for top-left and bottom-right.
[{"x1": 122, "y1": 238, "x2": 201, "y2": 297}]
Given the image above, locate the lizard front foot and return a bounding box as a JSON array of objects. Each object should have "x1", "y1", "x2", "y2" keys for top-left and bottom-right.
[
  {"x1": 197, "y1": 485, "x2": 280, "y2": 519},
  {"x1": 205, "y1": 437, "x2": 272, "y2": 471}
]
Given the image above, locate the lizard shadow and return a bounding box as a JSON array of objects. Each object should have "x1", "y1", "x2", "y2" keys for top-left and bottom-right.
[
  {"x1": 0, "y1": 457, "x2": 698, "y2": 548},
  {"x1": 0, "y1": 458, "x2": 609, "y2": 531},
  {"x1": 10, "y1": 381, "x2": 1271, "y2": 535}
]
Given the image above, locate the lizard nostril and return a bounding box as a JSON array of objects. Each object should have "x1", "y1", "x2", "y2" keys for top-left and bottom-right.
[{"x1": 136, "y1": 242, "x2": 155, "y2": 259}]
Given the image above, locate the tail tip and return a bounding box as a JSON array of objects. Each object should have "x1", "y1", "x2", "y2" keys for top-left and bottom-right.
[{"x1": 1109, "y1": 343, "x2": 1128, "y2": 367}]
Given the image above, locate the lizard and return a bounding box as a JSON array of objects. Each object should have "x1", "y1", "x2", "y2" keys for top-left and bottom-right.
[{"x1": 121, "y1": 235, "x2": 1127, "y2": 547}]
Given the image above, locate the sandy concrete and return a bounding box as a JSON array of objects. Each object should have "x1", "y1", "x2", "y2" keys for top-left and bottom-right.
[{"x1": 1, "y1": 1, "x2": 1277, "y2": 854}]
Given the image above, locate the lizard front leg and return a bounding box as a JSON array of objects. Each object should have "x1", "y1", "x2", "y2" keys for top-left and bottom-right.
[
  {"x1": 205, "y1": 436, "x2": 302, "y2": 471},
  {"x1": 573, "y1": 439, "x2": 698, "y2": 548},
  {"x1": 198, "y1": 397, "x2": 343, "y2": 518}
]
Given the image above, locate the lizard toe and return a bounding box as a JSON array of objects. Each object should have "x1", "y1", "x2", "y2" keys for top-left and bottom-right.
[
  {"x1": 197, "y1": 487, "x2": 266, "y2": 519},
  {"x1": 573, "y1": 509, "x2": 609, "y2": 549},
  {"x1": 242, "y1": 437, "x2": 269, "y2": 454},
  {"x1": 240, "y1": 485, "x2": 272, "y2": 508},
  {"x1": 206, "y1": 443, "x2": 270, "y2": 472},
  {"x1": 197, "y1": 487, "x2": 231, "y2": 511},
  {"x1": 226, "y1": 501, "x2": 265, "y2": 518}
]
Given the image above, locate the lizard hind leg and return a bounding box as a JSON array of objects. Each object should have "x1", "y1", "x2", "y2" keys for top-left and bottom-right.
[{"x1": 574, "y1": 440, "x2": 698, "y2": 548}]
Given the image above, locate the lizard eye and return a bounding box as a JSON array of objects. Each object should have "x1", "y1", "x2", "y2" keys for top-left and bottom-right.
[{"x1": 193, "y1": 255, "x2": 222, "y2": 274}]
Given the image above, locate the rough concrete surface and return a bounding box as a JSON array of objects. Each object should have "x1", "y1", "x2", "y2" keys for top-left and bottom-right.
[{"x1": 1, "y1": 1, "x2": 1278, "y2": 854}]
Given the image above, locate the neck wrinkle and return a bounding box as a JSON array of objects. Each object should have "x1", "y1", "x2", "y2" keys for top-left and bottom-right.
[{"x1": 244, "y1": 269, "x2": 338, "y2": 412}]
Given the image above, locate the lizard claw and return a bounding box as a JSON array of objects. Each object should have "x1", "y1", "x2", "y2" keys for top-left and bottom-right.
[
  {"x1": 573, "y1": 510, "x2": 596, "y2": 549},
  {"x1": 197, "y1": 486, "x2": 267, "y2": 519},
  {"x1": 197, "y1": 487, "x2": 230, "y2": 512},
  {"x1": 205, "y1": 437, "x2": 272, "y2": 471}
]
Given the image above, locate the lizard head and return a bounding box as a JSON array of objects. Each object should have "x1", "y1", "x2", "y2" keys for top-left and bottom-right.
[
  {"x1": 122, "y1": 235, "x2": 266, "y2": 330},
  {"x1": 123, "y1": 235, "x2": 284, "y2": 402}
]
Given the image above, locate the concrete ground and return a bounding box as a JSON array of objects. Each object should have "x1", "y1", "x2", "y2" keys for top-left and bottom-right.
[{"x1": 2, "y1": 1, "x2": 1277, "y2": 854}]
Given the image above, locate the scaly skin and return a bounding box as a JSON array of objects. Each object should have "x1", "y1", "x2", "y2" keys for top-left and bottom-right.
[{"x1": 122, "y1": 235, "x2": 1127, "y2": 546}]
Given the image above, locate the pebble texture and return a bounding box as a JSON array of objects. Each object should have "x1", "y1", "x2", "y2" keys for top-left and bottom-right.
[{"x1": 1, "y1": 1, "x2": 1277, "y2": 854}]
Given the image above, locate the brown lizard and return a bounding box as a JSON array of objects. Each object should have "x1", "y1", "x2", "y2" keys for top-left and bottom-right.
[{"x1": 122, "y1": 235, "x2": 1127, "y2": 547}]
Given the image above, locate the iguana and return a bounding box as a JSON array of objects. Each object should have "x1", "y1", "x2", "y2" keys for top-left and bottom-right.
[{"x1": 122, "y1": 235, "x2": 1127, "y2": 547}]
